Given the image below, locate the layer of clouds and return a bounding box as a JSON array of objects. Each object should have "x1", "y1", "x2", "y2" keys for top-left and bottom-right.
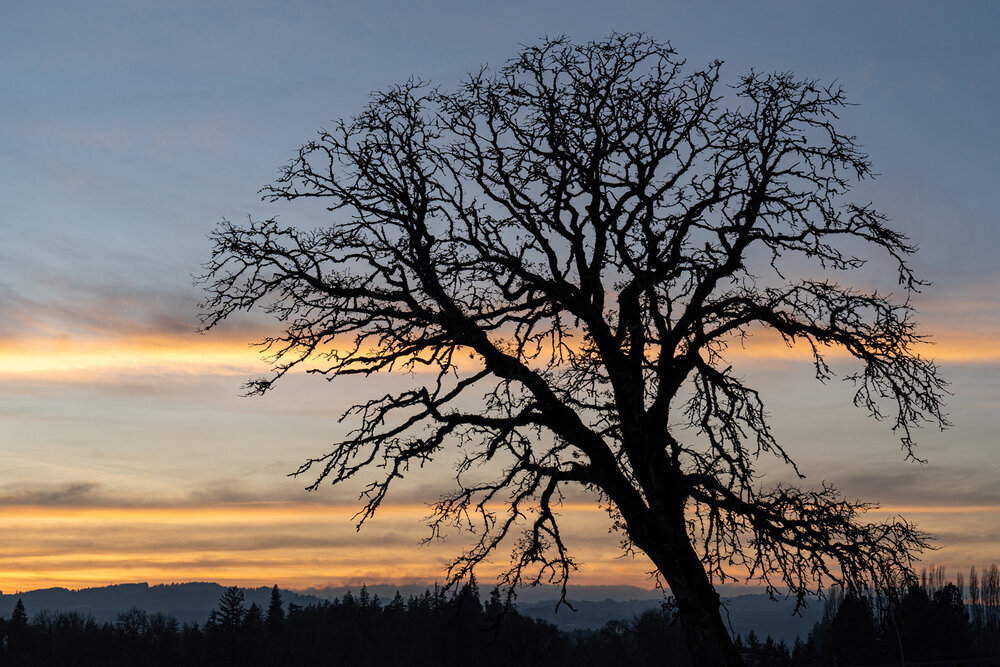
[
  {"x1": 0, "y1": 525, "x2": 428, "y2": 558},
  {"x1": 0, "y1": 477, "x2": 483, "y2": 511},
  {"x1": 0, "y1": 482, "x2": 103, "y2": 506},
  {"x1": 0, "y1": 480, "x2": 327, "y2": 508},
  {"x1": 0, "y1": 479, "x2": 993, "y2": 592},
  {"x1": 5, "y1": 453, "x2": 999, "y2": 513}
]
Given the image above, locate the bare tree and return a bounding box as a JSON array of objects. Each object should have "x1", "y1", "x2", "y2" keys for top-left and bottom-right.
[{"x1": 200, "y1": 34, "x2": 947, "y2": 666}]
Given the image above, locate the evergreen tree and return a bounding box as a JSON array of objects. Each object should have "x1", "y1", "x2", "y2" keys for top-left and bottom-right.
[
  {"x1": 10, "y1": 597, "x2": 27, "y2": 628},
  {"x1": 266, "y1": 585, "x2": 285, "y2": 634},
  {"x1": 387, "y1": 591, "x2": 405, "y2": 615},
  {"x1": 484, "y1": 587, "x2": 507, "y2": 618},
  {"x1": 7, "y1": 598, "x2": 31, "y2": 664},
  {"x1": 743, "y1": 631, "x2": 762, "y2": 666},
  {"x1": 790, "y1": 636, "x2": 806, "y2": 664},
  {"x1": 210, "y1": 586, "x2": 247, "y2": 631},
  {"x1": 207, "y1": 586, "x2": 247, "y2": 666}
]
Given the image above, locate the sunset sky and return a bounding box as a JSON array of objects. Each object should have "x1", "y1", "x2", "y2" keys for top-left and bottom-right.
[{"x1": 1, "y1": 1, "x2": 998, "y2": 594}]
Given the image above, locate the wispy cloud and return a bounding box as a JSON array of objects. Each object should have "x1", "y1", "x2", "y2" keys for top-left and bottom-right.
[
  {"x1": 0, "y1": 273, "x2": 197, "y2": 340},
  {"x1": 836, "y1": 465, "x2": 1000, "y2": 508},
  {"x1": 0, "y1": 481, "x2": 333, "y2": 509},
  {"x1": 0, "y1": 335, "x2": 265, "y2": 379},
  {"x1": 0, "y1": 482, "x2": 103, "y2": 506}
]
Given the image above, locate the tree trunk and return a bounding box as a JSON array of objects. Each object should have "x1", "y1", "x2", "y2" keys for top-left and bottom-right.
[{"x1": 632, "y1": 512, "x2": 746, "y2": 667}]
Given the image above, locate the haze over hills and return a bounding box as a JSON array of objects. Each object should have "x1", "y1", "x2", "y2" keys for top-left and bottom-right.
[{"x1": 0, "y1": 582, "x2": 822, "y2": 642}]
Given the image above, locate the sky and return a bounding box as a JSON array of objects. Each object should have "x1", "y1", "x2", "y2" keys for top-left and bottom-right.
[{"x1": 1, "y1": 0, "x2": 998, "y2": 594}]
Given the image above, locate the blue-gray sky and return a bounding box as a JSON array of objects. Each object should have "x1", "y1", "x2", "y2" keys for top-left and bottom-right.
[{"x1": 0, "y1": 1, "x2": 997, "y2": 590}]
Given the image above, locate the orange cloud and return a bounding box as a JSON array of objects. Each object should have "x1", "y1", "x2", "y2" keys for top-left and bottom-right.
[
  {"x1": 0, "y1": 500, "x2": 995, "y2": 593},
  {"x1": 877, "y1": 505, "x2": 1000, "y2": 515},
  {"x1": 0, "y1": 502, "x2": 647, "y2": 592}
]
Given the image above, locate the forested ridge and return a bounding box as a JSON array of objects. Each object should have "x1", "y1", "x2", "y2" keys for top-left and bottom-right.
[{"x1": 1, "y1": 566, "x2": 998, "y2": 666}]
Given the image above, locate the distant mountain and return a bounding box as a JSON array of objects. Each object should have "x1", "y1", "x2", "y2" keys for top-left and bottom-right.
[
  {"x1": 0, "y1": 582, "x2": 325, "y2": 625},
  {"x1": 0, "y1": 582, "x2": 823, "y2": 643}
]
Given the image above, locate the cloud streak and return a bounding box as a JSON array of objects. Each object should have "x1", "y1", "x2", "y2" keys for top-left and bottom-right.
[
  {"x1": 1, "y1": 323, "x2": 996, "y2": 387},
  {"x1": 835, "y1": 465, "x2": 1000, "y2": 508},
  {"x1": 0, "y1": 482, "x2": 103, "y2": 506}
]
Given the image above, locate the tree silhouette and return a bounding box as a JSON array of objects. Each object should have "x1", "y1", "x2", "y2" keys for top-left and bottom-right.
[
  {"x1": 10, "y1": 597, "x2": 27, "y2": 628},
  {"x1": 209, "y1": 586, "x2": 246, "y2": 631},
  {"x1": 266, "y1": 585, "x2": 285, "y2": 635},
  {"x1": 200, "y1": 34, "x2": 947, "y2": 666},
  {"x1": 3, "y1": 577, "x2": 995, "y2": 665},
  {"x1": 207, "y1": 586, "x2": 247, "y2": 666},
  {"x1": 7, "y1": 597, "x2": 30, "y2": 663}
]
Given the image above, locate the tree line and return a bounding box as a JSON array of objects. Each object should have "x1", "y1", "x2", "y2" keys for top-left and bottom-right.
[
  {"x1": 1, "y1": 566, "x2": 998, "y2": 666},
  {"x1": 738, "y1": 564, "x2": 1000, "y2": 666},
  {"x1": 0, "y1": 580, "x2": 684, "y2": 667}
]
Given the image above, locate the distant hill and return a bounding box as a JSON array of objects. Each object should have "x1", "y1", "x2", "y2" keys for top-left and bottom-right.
[
  {"x1": 0, "y1": 582, "x2": 325, "y2": 625},
  {"x1": 0, "y1": 582, "x2": 822, "y2": 642}
]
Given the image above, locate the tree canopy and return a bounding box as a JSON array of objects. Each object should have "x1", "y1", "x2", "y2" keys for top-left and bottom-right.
[{"x1": 200, "y1": 34, "x2": 947, "y2": 666}]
